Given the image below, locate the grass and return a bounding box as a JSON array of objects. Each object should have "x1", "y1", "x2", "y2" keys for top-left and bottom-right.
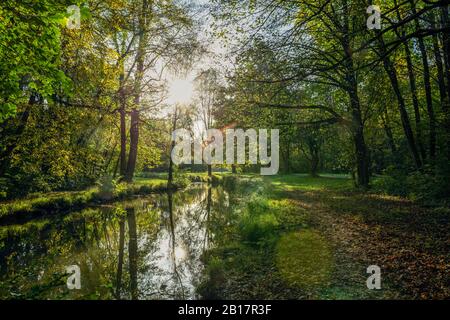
[
  {"x1": 199, "y1": 173, "x2": 449, "y2": 299},
  {"x1": 2, "y1": 172, "x2": 448, "y2": 299},
  {"x1": 199, "y1": 177, "x2": 314, "y2": 299},
  {"x1": 268, "y1": 174, "x2": 353, "y2": 192},
  {"x1": 133, "y1": 177, "x2": 167, "y2": 186},
  {"x1": 0, "y1": 174, "x2": 216, "y2": 223}
]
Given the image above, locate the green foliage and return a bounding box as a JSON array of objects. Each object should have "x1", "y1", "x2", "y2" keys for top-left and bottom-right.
[
  {"x1": 0, "y1": 0, "x2": 71, "y2": 122},
  {"x1": 0, "y1": 177, "x2": 171, "y2": 221},
  {"x1": 239, "y1": 211, "x2": 279, "y2": 244},
  {"x1": 223, "y1": 175, "x2": 239, "y2": 191},
  {"x1": 373, "y1": 168, "x2": 450, "y2": 203},
  {"x1": 96, "y1": 175, "x2": 117, "y2": 199},
  {"x1": 210, "y1": 174, "x2": 223, "y2": 185},
  {"x1": 172, "y1": 172, "x2": 190, "y2": 189},
  {"x1": 197, "y1": 256, "x2": 226, "y2": 299}
]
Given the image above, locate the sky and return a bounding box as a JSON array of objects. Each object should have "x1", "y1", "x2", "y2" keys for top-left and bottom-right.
[{"x1": 164, "y1": 0, "x2": 235, "y2": 107}]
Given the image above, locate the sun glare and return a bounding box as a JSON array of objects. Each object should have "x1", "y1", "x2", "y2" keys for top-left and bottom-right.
[{"x1": 167, "y1": 78, "x2": 194, "y2": 105}]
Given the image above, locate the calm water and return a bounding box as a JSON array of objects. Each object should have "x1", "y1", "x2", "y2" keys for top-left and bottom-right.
[{"x1": 0, "y1": 185, "x2": 231, "y2": 299}]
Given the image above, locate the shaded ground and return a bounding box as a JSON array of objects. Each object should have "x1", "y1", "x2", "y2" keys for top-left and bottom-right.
[{"x1": 199, "y1": 174, "x2": 449, "y2": 300}]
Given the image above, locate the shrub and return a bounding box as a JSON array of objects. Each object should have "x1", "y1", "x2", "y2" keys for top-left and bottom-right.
[
  {"x1": 238, "y1": 196, "x2": 279, "y2": 244},
  {"x1": 223, "y1": 175, "x2": 239, "y2": 191},
  {"x1": 172, "y1": 173, "x2": 190, "y2": 189},
  {"x1": 189, "y1": 175, "x2": 208, "y2": 183},
  {"x1": 96, "y1": 175, "x2": 118, "y2": 200},
  {"x1": 239, "y1": 212, "x2": 279, "y2": 244},
  {"x1": 373, "y1": 167, "x2": 450, "y2": 203},
  {"x1": 211, "y1": 174, "x2": 223, "y2": 186},
  {"x1": 197, "y1": 256, "x2": 226, "y2": 299},
  {"x1": 139, "y1": 184, "x2": 153, "y2": 194}
]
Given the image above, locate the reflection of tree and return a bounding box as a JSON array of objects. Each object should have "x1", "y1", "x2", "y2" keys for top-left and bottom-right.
[
  {"x1": 114, "y1": 210, "x2": 138, "y2": 300},
  {"x1": 167, "y1": 191, "x2": 185, "y2": 299},
  {"x1": 141, "y1": 186, "x2": 219, "y2": 299},
  {"x1": 115, "y1": 217, "x2": 125, "y2": 299},
  {"x1": 0, "y1": 185, "x2": 233, "y2": 300},
  {"x1": 127, "y1": 208, "x2": 138, "y2": 300},
  {"x1": 171, "y1": 185, "x2": 227, "y2": 298},
  {"x1": 204, "y1": 186, "x2": 212, "y2": 249}
]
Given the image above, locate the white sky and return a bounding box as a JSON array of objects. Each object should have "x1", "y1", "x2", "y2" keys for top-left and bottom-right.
[{"x1": 164, "y1": 0, "x2": 235, "y2": 108}]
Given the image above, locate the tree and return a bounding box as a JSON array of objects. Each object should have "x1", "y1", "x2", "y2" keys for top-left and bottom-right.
[{"x1": 194, "y1": 68, "x2": 221, "y2": 177}]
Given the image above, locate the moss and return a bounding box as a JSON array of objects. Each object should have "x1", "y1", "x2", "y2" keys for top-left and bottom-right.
[{"x1": 275, "y1": 230, "x2": 334, "y2": 289}]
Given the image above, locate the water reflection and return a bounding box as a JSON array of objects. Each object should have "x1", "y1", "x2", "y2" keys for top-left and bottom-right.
[{"x1": 0, "y1": 185, "x2": 229, "y2": 300}]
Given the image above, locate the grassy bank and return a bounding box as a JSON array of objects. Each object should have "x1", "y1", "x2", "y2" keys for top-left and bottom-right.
[{"x1": 0, "y1": 174, "x2": 214, "y2": 224}]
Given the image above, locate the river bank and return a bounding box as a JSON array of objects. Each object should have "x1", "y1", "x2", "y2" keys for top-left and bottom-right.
[{"x1": 0, "y1": 174, "x2": 215, "y2": 225}]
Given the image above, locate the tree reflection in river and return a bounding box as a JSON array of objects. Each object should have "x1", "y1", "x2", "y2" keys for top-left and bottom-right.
[{"x1": 0, "y1": 185, "x2": 230, "y2": 300}]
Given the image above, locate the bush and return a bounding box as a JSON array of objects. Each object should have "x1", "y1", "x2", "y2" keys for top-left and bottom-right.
[
  {"x1": 223, "y1": 175, "x2": 239, "y2": 191},
  {"x1": 238, "y1": 196, "x2": 279, "y2": 244},
  {"x1": 96, "y1": 175, "x2": 117, "y2": 200},
  {"x1": 189, "y1": 175, "x2": 209, "y2": 183},
  {"x1": 197, "y1": 256, "x2": 226, "y2": 299},
  {"x1": 172, "y1": 173, "x2": 190, "y2": 189},
  {"x1": 239, "y1": 212, "x2": 279, "y2": 244},
  {"x1": 211, "y1": 174, "x2": 223, "y2": 186},
  {"x1": 138, "y1": 184, "x2": 154, "y2": 194},
  {"x1": 373, "y1": 167, "x2": 450, "y2": 203}
]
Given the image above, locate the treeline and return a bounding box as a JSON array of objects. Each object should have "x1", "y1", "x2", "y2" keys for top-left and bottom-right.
[
  {"x1": 0, "y1": 0, "x2": 199, "y2": 198},
  {"x1": 209, "y1": 0, "x2": 450, "y2": 198},
  {"x1": 1, "y1": 0, "x2": 449, "y2": 201}
]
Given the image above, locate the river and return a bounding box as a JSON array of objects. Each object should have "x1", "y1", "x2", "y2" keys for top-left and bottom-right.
[{"x1": 0, "y1": 184, "x2": 231, "y2": 299}]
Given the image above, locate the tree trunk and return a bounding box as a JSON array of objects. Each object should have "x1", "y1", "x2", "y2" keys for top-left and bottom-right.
[
  {"x1": 125, "y1": 109, "x2": 139, "y2": 182},
  {"x1": 119, "y1": 107, "x2": 127, "y2": 178},
  {"x1": 431, "y1": 14, "x2": 447, "y2": 106},
  {"x1": 347, "y1": 82, "x2": 370, "y2": 187},
  {"x1": 352, "y1": 123, "x2": 370, "y2": 187},
  {"x1": 310, "y1": 151, "x2": 319, "y2": 177},
  {"x1": 403, "y1": 39, "x2": 427, "y2": 161},
  {"x1": 168, "y1": 144, "x2": 174, "y2": 186},
  {"x1": 342, "y1": 1, "x2": 370, "y2": 187},
  {"x1": 441, "y1": 6, "x2": 450, "y2": 100},
  {"x1": 381, "y1": 109, "x2": 397, "y2": 155},
  {"x1": 394, "y1": 1, "x2": 425, "y2": 160},
  {"x1": 378, "y1": 36, "x2": 423, "y2": 169},
  {"x1": 168, "y1": 107, "x2": 178, "y2": 186},
  {"x1": 118, "y1": 52, "x2": 128, "y2": 178},
  {"x1": 432, "y1": 13, "x2": 450, "y2": 163},
  {"x1": 409, "y1": 0, "x2": 436, "y2": 161},
  {"x1": 125, "y1": 0, "x2": 150, "y2": 182},
  {"x1": 345, "y1": 66, "x2": 370, "y2": 187},
  {"x1": 440, "y1": 6, "x2": 450, "y2": 161}
]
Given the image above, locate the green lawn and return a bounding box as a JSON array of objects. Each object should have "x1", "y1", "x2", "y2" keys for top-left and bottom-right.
[{"x1": 267, "y1": 174, "x2": 353, "y2": 192}]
